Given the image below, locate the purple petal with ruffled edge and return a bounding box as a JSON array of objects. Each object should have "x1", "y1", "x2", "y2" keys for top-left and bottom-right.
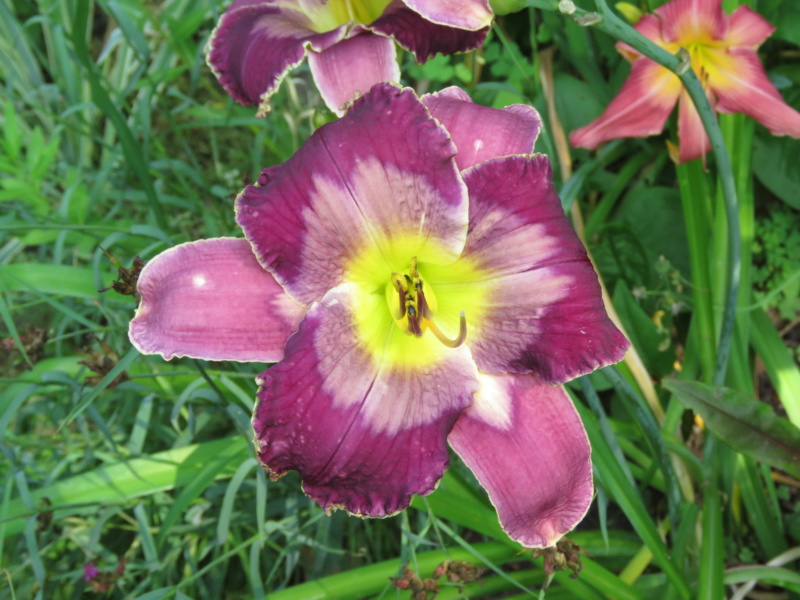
[
  {"x1": 460, "y1": 155, "x2": 629, "y2": 383},
  {"x1": 423, "y1": 87, "x2": 541, "y2": 169},
  {"x1": 308, "y1": 34, "x2": 401, "y2": 115},
  {"x1": 403, "y1": 0, "x2": 492, "y2": 30},
  {"x1": 236, "y1": 83, "x2": 469, "y2": 306},
  {"x1": 253, "y1": 283, "x2": 479, "y2": 517},
  {"x1": 129, "y1": 238, "x2": 305, "y2": 362},
  {"x1": 448, "y1": 373, "x2": 593, "y2": 548},
  {"x1": 206, "y1": 1, "x2": 348, "y2": 114},
  {"x1": 370, "y1": 1, "x2": 488, "y2": 62}
]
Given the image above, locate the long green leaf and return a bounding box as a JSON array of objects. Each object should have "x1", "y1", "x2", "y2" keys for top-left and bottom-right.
[
  {"x1": 751, "y1": 308, "x2": 800, "y2": 427},
  {"x1": 664, "y1": 379, "x2": 800, "y2": 478},
  {"x1": 1, "y1": 437, "x2": 249, "y2": 539}
]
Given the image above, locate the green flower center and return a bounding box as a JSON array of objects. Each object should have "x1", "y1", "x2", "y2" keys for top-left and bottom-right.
[{"x1": 327, "y1": 0, "x2": 392, "y2": 26}]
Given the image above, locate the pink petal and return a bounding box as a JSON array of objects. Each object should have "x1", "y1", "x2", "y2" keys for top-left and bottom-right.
[
  {"x1": 308, "y1": 34, "x2": 401, "y2": 115},
  {"x1": 726, "y1": 5, "x2": 774, "y2": 48},
  {"x1": 236, "y1": 83, "x2": 468, "y2": 306},
  {"x1": 677, "y1": 89, "x2": 711, "y2": 163},
  {"x1": 448, "y1": 374, "x2": 593, "y2": 548},
  {"x1": 401, "y1": 0, "x2": 493, "y2": 31},
  {"x1": 129, "y1": 238, "x2": 305, "y2": 362},
  {"x1": 655, "y1": 0, "x2": 727, "y2": 43},
  {"x1": 711, "y1": 48, "x2": 800, "y2": 138},
  {"x1": 617, "y1": 14, "x2": 664, "y2": 62},
  {"x1": 422, "y1": 87, "x2": 541, "y2": 169},
  {"x1": 206, "y1": 1, "x2": 347, "y2": 113},
  {"x1": 570, "y1": 59, "x2": 681, "y2": 150},
  {"x1": 253, "y1": 283, "x2": 479, "y2": 517},
  {"x1": 460, "y1": 156, "x2": 629, "y2": 382},
  {"x1": 370, "y1": 2, "x2": 488, "y2": 62}
]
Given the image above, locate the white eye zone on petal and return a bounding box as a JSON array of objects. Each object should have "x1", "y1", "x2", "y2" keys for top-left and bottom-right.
[{"x1": 192, "y1": 275, "x2": 207, "y2": 288}]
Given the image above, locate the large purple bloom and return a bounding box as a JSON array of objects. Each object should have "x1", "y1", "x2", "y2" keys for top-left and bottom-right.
[
  {"x1": 129, "y1": 83, "x2": 629, "y2": 548},
  {"x1": 206, "y1": 0, "x2": 492, "y2": 115}
]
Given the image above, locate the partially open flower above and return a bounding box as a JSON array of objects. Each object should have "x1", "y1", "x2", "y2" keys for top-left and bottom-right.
[
  {"x1": 570, "y1": 0, "x2": 800, "y2": 163},
  {"x1": 129, "y1": 83, "x2": 628, "y2": 548},
  {"x1": 206, "y1": 0, "x2": 492, "y2": 116}
]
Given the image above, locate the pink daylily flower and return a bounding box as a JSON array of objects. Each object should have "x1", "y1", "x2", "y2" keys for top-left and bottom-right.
[
  {"x1": 570, "y1": 0, "x2": 800, "y2": 163},
  {"x1": 206, "y1": 0, "x2": 492, "y2": 116},
  {"x1": 129, "y1": 83, "x2": 629, "y2": 548}
]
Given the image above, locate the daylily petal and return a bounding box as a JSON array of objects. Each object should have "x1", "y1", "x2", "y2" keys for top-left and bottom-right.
[
  {"x1": 253, "y1": 283, "x2": 479, "y2": 517},
  {"x1": 129, "y1": 238, "x2": 305, "y2": 362},
  {"x1": 422, "y1": 87, "x2": 541, "y2": 169},
  {"x1": 206, "y1": 1, "x2": 347, "y2": 114},
  {"x1": 710, "y1": 48, "x2": 800, "y2": 138},
  {"x1": 236, "y1": 83, "x2": 469, "y2": 306},
  {"x1": 570, "y1": 59, "x2": 681, "y2": 150},
  {"x1": 370, "y1": 1, "x2": 488, "y2": 62},
  {"x1": 725, "y1": 5, "x2": 774, "y2": 48},
  {"x1": 402, "y1": 0, "x2": 493, "y2": 31},
  {"x1": 448, "y1": 373, "x2": 593, "y2": 548},
  {"x1": 656, "y1": 0, "x2": 727, "y2": 44},
  {"x1": 449, "y1": 155, "x2": 629, "y2": 382},
  {"x1": 677, "y1": 89, "x2": 710, "y2": 163},
  {"x1": 618, "y1": 14, "x2": 664, "y2": 62},
  {"x1": 308, "y1": 33, "x2": 401, "y2": 115}
]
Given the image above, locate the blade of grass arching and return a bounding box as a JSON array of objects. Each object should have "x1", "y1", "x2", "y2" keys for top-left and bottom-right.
[
  {"x1": 134, "y1": 503, "x2": 160, "y2": 571},
  {"x1": 58, "y1": 347, "x2": 140, "y2": 428},
  {"x1": 70, "y1": 2, "x2": 167, "y2": 230},
  {"x1": 217, "y1": 458, "x2": 258, "y2": 545},
  {"x1": 1, "y1": 436, "x2": 249, "y2": 538},
  {"x1": 432, "y1": 518, "x2": 539, "y2": 597},
  {"x1": 579, "y1": 376, "x2": 635, "y2": 485},
  {"x1": 725, "y1": 566, "x2": 800, "y2": 595},
  {"x1": 574, "y1": 401, "x2": 691, "y2": 599},
  {"x1": 736, "y1": 455, "x2": 786, "y2": 559},
  {"x1": 605, "y1": 367, "x2": 682, "y2": 524},
  {"x1": 751, "y1": 308, "x2": 800, "y2": 427}
]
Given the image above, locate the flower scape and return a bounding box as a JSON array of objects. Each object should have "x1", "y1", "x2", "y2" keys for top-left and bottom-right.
[
  {"x1": 570, "y1": 0, "x2": 800, "y2": 163},
  {"x1": 129, "y1": 83, "x2": 629, "y2": 548}
]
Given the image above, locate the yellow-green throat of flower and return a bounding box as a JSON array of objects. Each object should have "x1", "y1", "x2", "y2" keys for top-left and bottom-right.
[{"x1": 386, "y1": 257, "x2": 467, "y2": 348}]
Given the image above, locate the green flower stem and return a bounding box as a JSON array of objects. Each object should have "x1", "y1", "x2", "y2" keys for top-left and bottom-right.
[{"x1": 573, "y1": 0, "x2": 741, "y2": 387}]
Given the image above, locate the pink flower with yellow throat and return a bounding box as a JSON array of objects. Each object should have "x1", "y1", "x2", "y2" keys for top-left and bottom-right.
[{"x1": 570, "y1": 0, "x2": 800, "y2": 163}]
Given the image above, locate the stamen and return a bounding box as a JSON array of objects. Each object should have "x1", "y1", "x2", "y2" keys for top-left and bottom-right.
[
  {"x1": 426, "y1": 311, "x2": 467, "y2": 348},
  {"x1": 415, "y1": 280, "x2": 434, "y2": 319},
  {"x1": 391, "y1": 273, "x2": 407, "y2": 318},
  {"x1": 407, "y1": 305, "x2": 423, "y2": 337}
]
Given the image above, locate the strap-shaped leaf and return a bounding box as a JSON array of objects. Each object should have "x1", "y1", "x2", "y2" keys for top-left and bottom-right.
[{"x1": 664, "y1": 379, "x2": 800, "y2": 478}]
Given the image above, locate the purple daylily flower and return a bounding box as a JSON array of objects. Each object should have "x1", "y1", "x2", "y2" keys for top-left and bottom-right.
[
  {"x1": 129, "y1": 83, "x2": 629, "y2": 548},
  {"x1": 206, "y1": 0, "x2": 492, "y2": 116}
]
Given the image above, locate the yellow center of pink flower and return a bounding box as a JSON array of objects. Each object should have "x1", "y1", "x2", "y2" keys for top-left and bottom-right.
[
  {"x1": 314, "y1": 0, "x2": 392, "y2": 29},
  {"x1": 346, "y1": 234, "x2": 488, "y2": 367},
  {"x1": 386, "y1": 257, "x2": 467, "y2": 348}
]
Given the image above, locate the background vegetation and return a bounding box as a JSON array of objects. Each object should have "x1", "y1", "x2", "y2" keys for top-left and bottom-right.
[{"x1": 2, "y1": 0, "x2": 800, "y2": 598}]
